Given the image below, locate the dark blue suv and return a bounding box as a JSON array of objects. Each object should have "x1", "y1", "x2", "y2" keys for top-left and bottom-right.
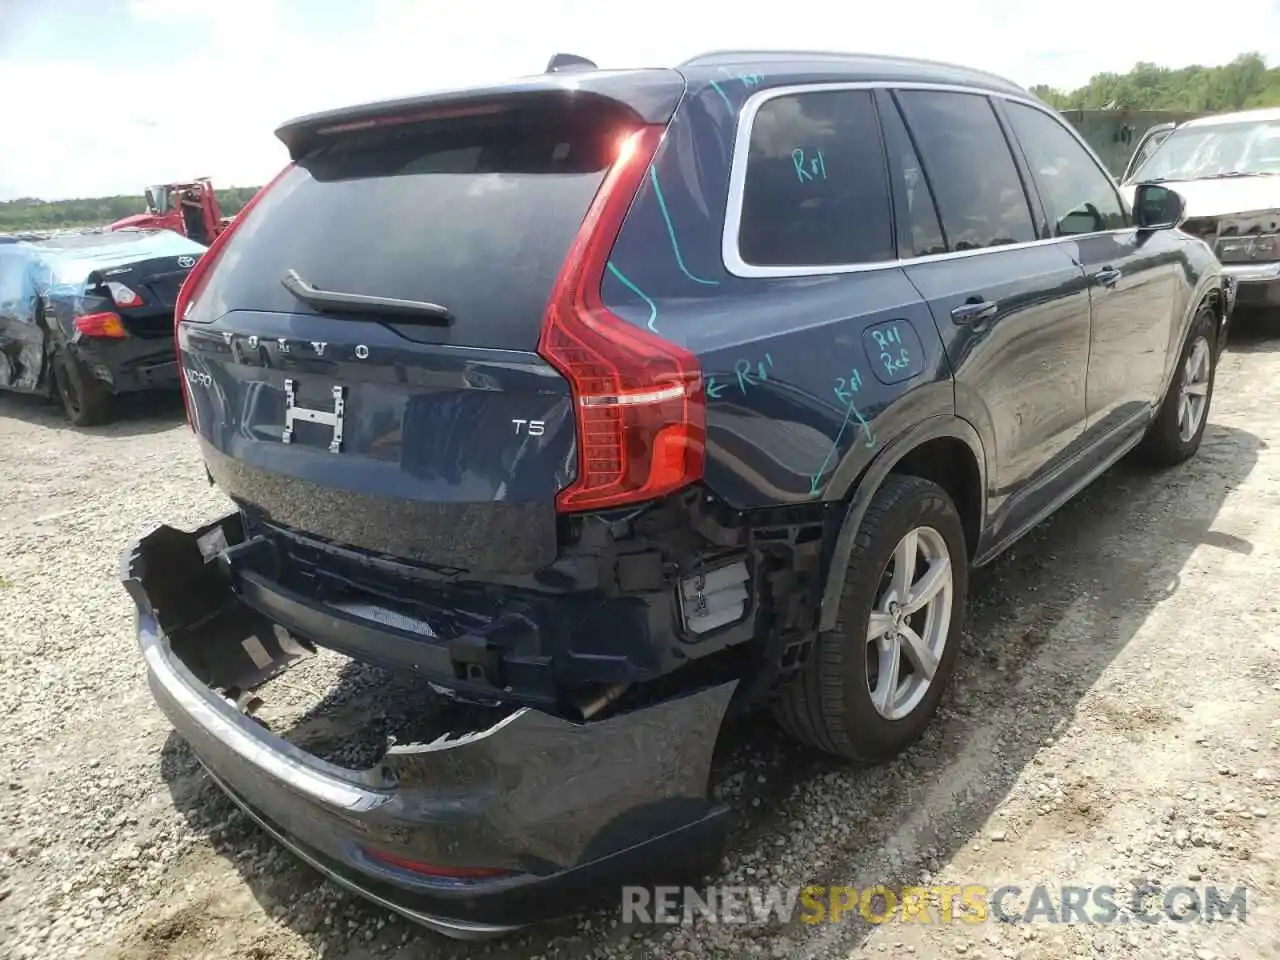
[{"x1": 122, "y1": 50, "x2": 1232, "y2": 937}]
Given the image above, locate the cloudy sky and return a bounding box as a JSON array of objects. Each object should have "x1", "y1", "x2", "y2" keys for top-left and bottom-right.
[{"x1": 2, "y1": 0, "x2": 1279, "y2": 201}]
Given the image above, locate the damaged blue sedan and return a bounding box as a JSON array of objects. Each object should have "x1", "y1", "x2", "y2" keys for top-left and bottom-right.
[{"x1": 0, "y1": 229, "x2": 205, "y2": 424}]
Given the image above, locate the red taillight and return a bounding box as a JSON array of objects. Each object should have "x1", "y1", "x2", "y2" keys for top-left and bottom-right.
[
  {"x1": 172, "y1": 162, "x2": 295, "y2": 427},
  {"x1": 74, "y1": 312, "x2": 126, "y2": 338},
  {"x1": 537, "y1": 125, "x2": 705, "y2": 513},
  {"x1": 361, "y1": 846, "x2": 514, "y2": 880}
]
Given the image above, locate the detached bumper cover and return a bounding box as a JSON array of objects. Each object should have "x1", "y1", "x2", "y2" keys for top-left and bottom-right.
[{"x1": 122, "y1": 519, "x2": 734, "y2": 937}]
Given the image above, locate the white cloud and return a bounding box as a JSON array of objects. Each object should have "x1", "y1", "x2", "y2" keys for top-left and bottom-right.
[
  {"x1": 1, "y1": 0, "x2": 1279, "y2": 200},
  {"x1": 125, "y1": 0, "x2": 288, "y2": 53}
]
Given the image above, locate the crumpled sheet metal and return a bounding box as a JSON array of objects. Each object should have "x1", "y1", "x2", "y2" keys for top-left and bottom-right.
[
  {"x1": 1, "y1": 228, "x2": 206, "y2": 322},
  {"x1": 0, "y1": 243, "x2": 40, "y2": 327},
  {"x1": 0, "y1": 229, "x2": 205, "y2": 390},
  {"x1": 0, "y1": 244, "x2": 45, "y2": 390}
]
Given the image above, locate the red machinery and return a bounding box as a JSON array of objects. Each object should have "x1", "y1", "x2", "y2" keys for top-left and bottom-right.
[{"x1": 108, "y1": 179, "x2": 233, "y2": 245}]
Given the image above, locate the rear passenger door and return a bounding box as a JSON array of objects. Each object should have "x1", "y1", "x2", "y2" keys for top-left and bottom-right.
[
  {"x1": 1000, "y1": 100, "x2": 1179, "y2": 439},
  {"x1": 889, "y1": 89, "x2": 1092, "y2": 548},
  {"x1": 698, "y1": 86, "x2": 948, "y2": 505}
]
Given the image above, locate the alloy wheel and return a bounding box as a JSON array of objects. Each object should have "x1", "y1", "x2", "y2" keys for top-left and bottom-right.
[
  {"x1": 866, "y1": 525, "x2": 954, "y2": 721},
  {"x1": 1177, "y1": 336, "x2": 1211, "y2": 443}
]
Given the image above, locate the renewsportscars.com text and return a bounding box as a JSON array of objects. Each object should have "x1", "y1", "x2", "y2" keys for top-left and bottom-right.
[{"x1": 621, "y1": 884, "x2": 1249, "y2": 925}]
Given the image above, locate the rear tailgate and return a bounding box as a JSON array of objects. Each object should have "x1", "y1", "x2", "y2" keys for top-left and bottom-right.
[{"x1": 180, "y1": 74, "x2": 686, "y2": 574}]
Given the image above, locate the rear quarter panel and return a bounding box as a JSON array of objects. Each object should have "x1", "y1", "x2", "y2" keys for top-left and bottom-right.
[{"x1": 602, "y1": 73, "x2": 955, "y2": 509}]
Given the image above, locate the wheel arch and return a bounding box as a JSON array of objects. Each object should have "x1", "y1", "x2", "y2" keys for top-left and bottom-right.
[
  {"x1": 1162, "y1": 266, "x2": 1227, "y2": 397},
  {"x1": 1201, "y1": 279, "x2": 1231, "y2": 357},
  {"x1": 818, "y1": 415, "x2": 987, "y2": 632}
]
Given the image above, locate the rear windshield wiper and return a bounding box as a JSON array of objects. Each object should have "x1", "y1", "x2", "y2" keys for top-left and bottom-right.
[{"x1": 281, "y1": 269, "x2": 453, "y2": 324}]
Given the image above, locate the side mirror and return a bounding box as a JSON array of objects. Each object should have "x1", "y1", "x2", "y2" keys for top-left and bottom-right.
[
  {"x1": 1060, "y1": 202, "x2": 1104, "y2": 235},
  {"x1": 1133, "y1": 183, "x2": 1184, "y2": 230}
]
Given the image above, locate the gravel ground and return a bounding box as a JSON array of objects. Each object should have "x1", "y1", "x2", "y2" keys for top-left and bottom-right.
[{"x1": 2, "y1": 325, "x2": 1279, "y2": 960}]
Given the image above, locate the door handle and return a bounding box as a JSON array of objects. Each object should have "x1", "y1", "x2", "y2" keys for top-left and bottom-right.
[
  {"x1": 1092, "y1": 266, "x2": 1122, "y2": 288},
  {"x1": 950, "y1": 299, "x2": 999, "y2": 324}
]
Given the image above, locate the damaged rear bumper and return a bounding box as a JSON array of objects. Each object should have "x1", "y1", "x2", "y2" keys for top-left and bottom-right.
[
  {"x1": 122, "y1": 519, "x2": 735, "y2": 939},
  {"x1": 74, "y1": 335, "x2": 179, "y2": 393}
]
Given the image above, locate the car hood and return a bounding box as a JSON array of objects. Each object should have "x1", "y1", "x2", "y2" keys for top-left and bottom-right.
[{"x1": 1121, "y1": 175, "x2": 1280, "y2": 218}]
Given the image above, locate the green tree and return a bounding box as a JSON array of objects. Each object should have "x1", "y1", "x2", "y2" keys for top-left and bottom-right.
[
  {"x1": 1, "y1": 185, "x2": 262, "y2": 233},
  {"x1": 1033, "y1": 52, "x2": 1279, "y2": 112}
]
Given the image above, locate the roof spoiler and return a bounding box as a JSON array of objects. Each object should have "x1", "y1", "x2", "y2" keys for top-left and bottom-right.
[
  {"x1": 545, "y1": 53, "x2": 597, "y2": 73},
  {"x1": 274, "y1": 65, "x2": 688, "y2": 160}
]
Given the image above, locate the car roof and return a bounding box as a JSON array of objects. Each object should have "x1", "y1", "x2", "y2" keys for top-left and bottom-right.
[
  {"x1": 276, "y1": 50, "x2": 1033, "y2": 158},
  {"x1": 37, "y1": 228, "x2": 204, "y2": 258},
  {"x1": 30, "y1": 230, "x2": 162, "y2": 250},
  {"x1": 675, "y1": 49, "x2": 1027, "y2": 96},
  {"x1": 1181, "y1": 106, "x2": 1280, "y2": 128}
]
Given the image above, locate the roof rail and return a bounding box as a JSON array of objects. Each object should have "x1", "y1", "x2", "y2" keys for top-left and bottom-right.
[
  {"x1": 677, "y1": 49, "x2": 839, "y2": 67},
  {"x1": 676, "y1": 49, "x2": 1022, "y2": 89},
  {"x1": 545, "y1": 53, "x2": 597, "y2": 73}
]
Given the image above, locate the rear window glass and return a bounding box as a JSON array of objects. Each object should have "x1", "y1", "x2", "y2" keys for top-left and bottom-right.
[
  {"x1": 736, "y1": 90, "x2": 894, "y2": 268},
  {"x1": 194, "y1": 98, "x2": 633, "y2": 350}
]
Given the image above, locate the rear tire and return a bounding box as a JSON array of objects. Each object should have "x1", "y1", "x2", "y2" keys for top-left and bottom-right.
[
  {"x1": 773, "y1": 475, "x2": 968, "y2": 763},
  {"x1": 1136, "y1": 302, "x2": 1217, "y2": 467},
  {"x1": 52, "y1": 350, "x2": 114, "y2": 427}
]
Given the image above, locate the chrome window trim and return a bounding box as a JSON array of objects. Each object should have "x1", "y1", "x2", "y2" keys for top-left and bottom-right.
[{"x1": 721, "y1": 80, "x2": 1132, "y2": 280}]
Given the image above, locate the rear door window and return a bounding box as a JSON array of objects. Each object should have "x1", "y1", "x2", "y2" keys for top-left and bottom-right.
[
  {"x1": 193, "y1": 96, "x2": 635, "y2": 350},
  {"x1": 1003, "y1": 102, "x2": 1128, "y2": 236},
  {"x1": 877, "y1": 95, "x2": 946, "y2": 259},
  {"x1": 735, "y1": 90, "x2": 894, "y2": 268},
  {"x1": 895, "y1": 90, "x2": 1037, "y2": 251}
]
